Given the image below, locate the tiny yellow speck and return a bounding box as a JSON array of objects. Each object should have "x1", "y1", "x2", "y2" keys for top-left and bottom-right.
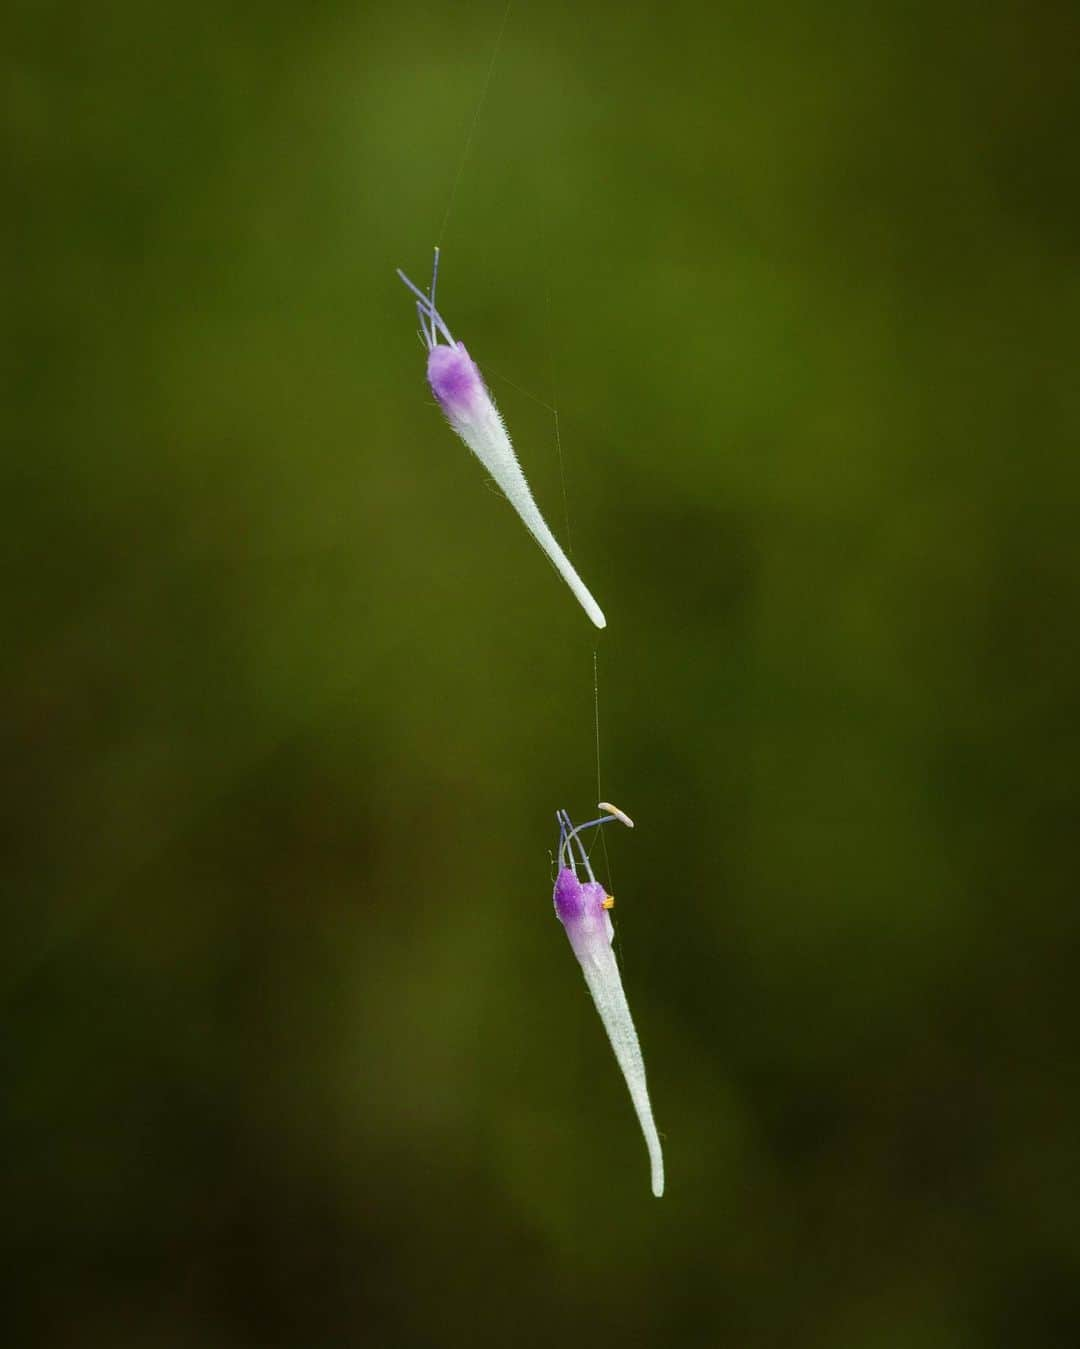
[{"x1": 602, "y1": 895, "x2": 615, "y2": 909}]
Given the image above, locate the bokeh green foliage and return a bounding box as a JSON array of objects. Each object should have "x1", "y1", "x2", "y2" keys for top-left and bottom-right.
[{"x1": 4, "y1": 0, "x2": 1080, "y2": 1344}]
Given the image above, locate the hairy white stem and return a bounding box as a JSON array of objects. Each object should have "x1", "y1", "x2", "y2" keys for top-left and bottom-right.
[
  {"x1": 454, "y1": 398, "x2": 606, "y2": 629},
  {"x1": 577, "y1": 943, "x2": 664, "y2": 1197}
]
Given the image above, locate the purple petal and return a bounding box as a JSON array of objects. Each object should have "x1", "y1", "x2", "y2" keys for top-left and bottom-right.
[
  {"x1": 427, "y1": 342, "x2": 487, "y2": 422},
  {"x1": 553, "y1": 867, "x2": 612, "y2": 960}
]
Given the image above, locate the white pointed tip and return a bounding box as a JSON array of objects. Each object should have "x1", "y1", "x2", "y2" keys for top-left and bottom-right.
[
  {"x1": 588, "y1": 603, "x2": 607, "y2": 630},
  {"x1": 649, "y1": 1140, "x2": 665, "y2": 1196},
  {"x1": 598, "y1": 802, "x2": 634, "y2": 829}
]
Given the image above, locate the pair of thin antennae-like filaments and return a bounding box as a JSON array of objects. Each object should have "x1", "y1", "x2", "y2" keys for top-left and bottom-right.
[{"x1": 397, "y1": 247, "x2": 454, "y2": 351}]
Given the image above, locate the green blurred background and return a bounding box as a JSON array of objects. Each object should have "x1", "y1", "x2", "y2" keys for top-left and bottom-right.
[{"x1": 5, "y1": 1, "x2": 1079, "y2": 1344}]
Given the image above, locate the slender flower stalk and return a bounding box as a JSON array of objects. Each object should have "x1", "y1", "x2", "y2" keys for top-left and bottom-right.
[
  {"x1": 397, "y1": 249, "x2": 606, "y2": 629},
  {"x1": 553, "y1": 805, "x2": 664, "y2": 1197}
]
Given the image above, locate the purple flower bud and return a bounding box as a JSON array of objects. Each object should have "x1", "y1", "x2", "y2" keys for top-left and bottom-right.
[
  {"x1": 553, "y1": 867, "x2": 614, "y2": 961},
  {"x1": 427, "y1": 342, "x2": 487, "y2": 423}
]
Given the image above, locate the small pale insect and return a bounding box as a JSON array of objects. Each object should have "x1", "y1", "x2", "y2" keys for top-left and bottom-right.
[
  {"x1": 553, "y1": 804, "x2": 664, "y2": 1197},
  {"x1": 397, "y1": 249, "x2": 606, "y2": 629}
]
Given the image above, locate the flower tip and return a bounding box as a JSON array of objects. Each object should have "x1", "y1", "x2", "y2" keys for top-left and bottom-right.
[{"x1": 650, "y1": 1151, "x2": 664, "y2": 1197}]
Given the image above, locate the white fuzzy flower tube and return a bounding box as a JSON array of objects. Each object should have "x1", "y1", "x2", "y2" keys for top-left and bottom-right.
[
  {"x1": 398, "y1": 256, "x2": 606, "y2": 629},
  {"x1": 554, "y1": 807, "x2": 664, "y2": 1198}
]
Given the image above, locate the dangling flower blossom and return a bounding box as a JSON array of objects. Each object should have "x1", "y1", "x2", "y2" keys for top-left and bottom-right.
[
  {"x1": 553, "y1": 803, "x2": 664, "y2": 1196},
  {"x1": 397, "y1": 249, "x2": 606, "y2": 629}
]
